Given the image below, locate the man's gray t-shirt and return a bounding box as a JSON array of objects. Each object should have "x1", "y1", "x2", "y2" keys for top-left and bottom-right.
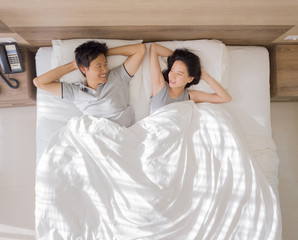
[
  {"x1": 62, "y1": 64, "x2": 135, "y2": 127},
  {"x1": 150, "y1": 83, "x2": 190, "y2": 114}
]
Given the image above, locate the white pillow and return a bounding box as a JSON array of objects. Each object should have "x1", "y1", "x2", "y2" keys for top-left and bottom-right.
[
  {"x1": 35, "y1": 47, "x2": 54, "y2": 76},
  {"x1": 51, "y1": 38, "x2": 143, "y2": 83},
  {"x1": 143, "y1": 39, "x2": 229, "y2": 97}
]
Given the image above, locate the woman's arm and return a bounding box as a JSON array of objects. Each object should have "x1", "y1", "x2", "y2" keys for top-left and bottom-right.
[
  {"x1": 33, "y1": 61, "x2": 78, "y2": 97},
  {"x1": 108, "y1": 43, "x2": 146, "y2": 77},
  {"x1": 188, "y1": 69, "x2": 232, "y2": 103},
  {"x1": 149, "y1": 43, "x2": 174, "y2": 96}
]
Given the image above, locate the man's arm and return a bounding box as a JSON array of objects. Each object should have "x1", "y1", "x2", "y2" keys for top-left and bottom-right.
[
  {"x1": 33, "y1": 61, "x2": 78, "y2": 97},
  {"x1": 107, "y1": 43, "x2": 146, "y2": 77}
]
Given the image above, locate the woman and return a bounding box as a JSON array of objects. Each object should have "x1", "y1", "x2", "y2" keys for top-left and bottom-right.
[{"x1": 149, "y1": 43, "x2": 232, "y2": 114}]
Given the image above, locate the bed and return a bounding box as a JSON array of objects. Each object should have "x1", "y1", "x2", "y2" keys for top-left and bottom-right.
[{"x1": 35, "y1": 39, "x2": 282, "y2": 239}]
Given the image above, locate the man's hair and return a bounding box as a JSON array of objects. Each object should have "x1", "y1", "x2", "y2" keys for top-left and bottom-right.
[{"x1": 75, "y1": 41, "x2": 108, "y2": 70}]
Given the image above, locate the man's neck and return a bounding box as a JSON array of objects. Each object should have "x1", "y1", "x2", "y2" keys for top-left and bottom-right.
[{"x1": 87, "y1": 82, "x2": 98, "y2": 90}]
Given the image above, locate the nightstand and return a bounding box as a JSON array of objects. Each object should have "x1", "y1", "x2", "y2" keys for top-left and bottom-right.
[
  {"x1": 270, "y1": 44, "x2": 298, "y2": 101},
  {"x1": 0, "y1": 45, "x2": 37, "y2": 107}
]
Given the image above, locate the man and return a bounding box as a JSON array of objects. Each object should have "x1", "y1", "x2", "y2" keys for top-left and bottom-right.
[{"x1": 33, "y1": 41, "x2": 146, "y2": 127}]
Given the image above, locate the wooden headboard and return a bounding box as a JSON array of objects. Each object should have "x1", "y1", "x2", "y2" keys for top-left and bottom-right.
[{"x1": 7, "y1": 25, "x2": 294, "y2": 47}]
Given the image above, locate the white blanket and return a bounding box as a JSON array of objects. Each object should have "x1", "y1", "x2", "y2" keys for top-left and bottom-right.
[{"x1": 36, "y1": 101, "x2": 281, "y2": 240}]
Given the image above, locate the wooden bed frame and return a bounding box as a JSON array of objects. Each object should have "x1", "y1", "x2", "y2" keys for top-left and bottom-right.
[{"x1": 2, "y1": 24, "x2": 293, "y2": 47}]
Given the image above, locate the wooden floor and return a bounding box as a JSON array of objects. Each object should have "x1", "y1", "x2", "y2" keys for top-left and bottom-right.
[
  {"x1": 271, "y1": 102, "x2": 298, "y2": 240},
  {"x1": 0, "y1": 102, "x2": 297, "y2": 239}
]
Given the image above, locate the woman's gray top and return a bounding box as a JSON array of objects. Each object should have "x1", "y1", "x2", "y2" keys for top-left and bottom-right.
[{"x1": 150, "y1": 83, "x2": 190, "y2": 114}]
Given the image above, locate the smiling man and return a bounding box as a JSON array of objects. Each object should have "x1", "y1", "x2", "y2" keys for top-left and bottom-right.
[{"x1": 33, "y1": 41, "x2": 146, "y2": 127}]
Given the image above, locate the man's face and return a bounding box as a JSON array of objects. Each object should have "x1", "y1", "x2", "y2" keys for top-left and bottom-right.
[{"x1": 80, "y1": 54, "x2": 108, "y2": 87}]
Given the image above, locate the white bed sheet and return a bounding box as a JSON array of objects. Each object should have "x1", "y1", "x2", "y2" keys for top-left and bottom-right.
[
  {"x1": 35, "y1": 45, "x2": 279, "y2": 193},
  {"x1": 225, "y1": 46, "x2": 272, "y2": 137},
  {"x1": 36, "y1": 101, "x2": 281, "y2": 239},
  {"x1": 224, "y1": 46, "x2": 279, "y2": 195}
]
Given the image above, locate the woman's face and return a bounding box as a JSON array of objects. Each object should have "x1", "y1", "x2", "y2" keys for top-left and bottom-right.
[
  {"x1": 80, "y1": 53, "x2": 109, "y2": 87},
  {"x1": 168, "y1": 60, "x2": 194, "y2": 88}
]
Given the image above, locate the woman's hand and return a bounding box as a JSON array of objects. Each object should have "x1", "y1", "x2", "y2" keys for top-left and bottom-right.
[
  {"x1": 200, "y1": 68, "x2": 212, "y2": 82},
  {"x1": 188, "y1": 67, "x2": 232, "y2": 103}
]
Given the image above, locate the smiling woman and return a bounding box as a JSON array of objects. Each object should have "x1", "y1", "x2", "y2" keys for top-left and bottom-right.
[
  {"x1": 169, "y1": 61, "x2": 194, "y2": 88},
  {"x1": 149, "y1": 43, "x2": 232, "y2": 114}
]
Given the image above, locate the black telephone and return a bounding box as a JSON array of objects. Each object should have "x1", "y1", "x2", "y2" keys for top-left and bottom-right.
[{"x1": 0, "y1": 42, "x2": 24, "y2": 89}]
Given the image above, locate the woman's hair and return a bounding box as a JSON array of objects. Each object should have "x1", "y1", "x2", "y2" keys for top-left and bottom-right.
[
  {"x1": 163, "y1": 48, "x2": 201, "y2": 88},
  {"x1": 75, "y1": 41, "x2": 108, "y2": 69}
]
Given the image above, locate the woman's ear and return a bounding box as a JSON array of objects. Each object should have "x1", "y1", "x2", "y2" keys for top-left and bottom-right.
[{"x1": 188, "y1": 76, "x2": 194, "y2": 83}]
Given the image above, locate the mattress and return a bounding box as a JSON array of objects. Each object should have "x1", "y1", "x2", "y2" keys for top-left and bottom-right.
[
  {"x1": 35, "y1": 45, "x2": 279, "y2": 194},
  {"x1": 35, "y1": 43, "x2": 281, "y2": 239}
]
